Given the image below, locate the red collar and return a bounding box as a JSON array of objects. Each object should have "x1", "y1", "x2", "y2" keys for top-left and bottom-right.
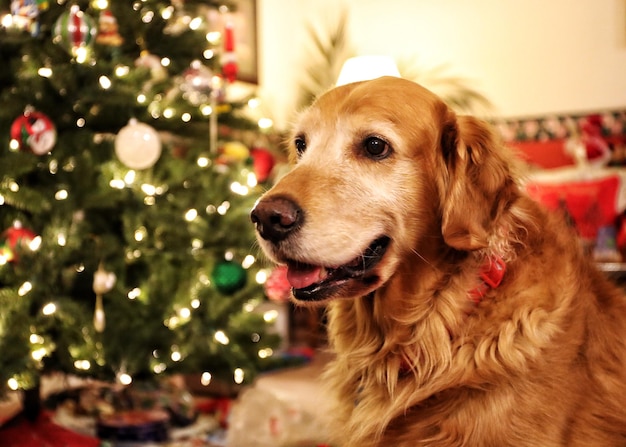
[
  {"x1": 468, "y1": 254, "x2": 506, "y2": 304},
  {"x1": 398, "y1": 254, "x2": 506, "y2": 375}
]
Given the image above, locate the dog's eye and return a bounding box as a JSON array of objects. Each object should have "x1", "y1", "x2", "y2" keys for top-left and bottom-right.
[
  {"x1": 294, "y1": 136, "x2": 307, "y2": 155},
  {"x1": 363, "y1": 136, "x2": 391, "y2": 159}
]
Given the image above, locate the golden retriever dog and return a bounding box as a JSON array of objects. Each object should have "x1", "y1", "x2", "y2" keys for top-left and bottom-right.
[{"x1": 250, "y1": 76, "x2": 626, "y2": 446}]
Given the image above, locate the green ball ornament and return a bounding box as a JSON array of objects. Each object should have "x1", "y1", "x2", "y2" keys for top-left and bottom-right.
[{"x1": 212, "y1": 261, "x2": 247, "y2": 295}]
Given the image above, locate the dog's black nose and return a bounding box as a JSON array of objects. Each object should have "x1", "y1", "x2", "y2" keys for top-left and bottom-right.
[{"x1": 250, "y1": 196, "x2": 303, "y2": 243}]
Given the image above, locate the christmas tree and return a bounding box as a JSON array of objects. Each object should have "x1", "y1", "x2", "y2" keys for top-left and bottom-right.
[{"x1": 0, "y1": 0, "x2": 281, "y2": 400}]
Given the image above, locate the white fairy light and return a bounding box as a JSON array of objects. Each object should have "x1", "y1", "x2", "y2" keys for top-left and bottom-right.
[
  {"x1": 115, "y1": 65, "x2": 130, "y2": 77},
  {"x1": 184, "y1": 208, "x2": 198, "y2": 221},
  {"x1": 75, "y1": 47, "x2": 88, "y2": 64},
  {"x1": 137, "y1": 94, "x2": 147, "y2": 104},
  {"x1": 128, "y1": 288, "x2": 141, "y2": 300},
  {"x1": 165, "y1": 315, "x2": 180, "y2": 329},
  {"x1": 141, "y1": 183, "x2": 156, "y2": 195},
  {"x1": 99, "y1": 76, "x2": 112, "y2": 89},
  {"x1": 255, "y1": 270, "x2": 268, "y2": 284},
  {"x1": 243, "y1": 301, "x2": 256, "y2": 312},
  {"x1": 109, "y1": 179, "x2": 125, "y2": 189},
  {"x1": 258, "y1": 118, "x2": 273, "y2": 130},
  {"x1": 38, "y1": 67, "x2": 52, "y2": 78},
  {"x1": 191, "y1": 299, "x2": 200, "y2": 309},
  {"x1": 18, "y1": 281, "x2": 32, "y2": 296},
  {"x1": 263, "y1": 309, "x2": 279, "y2": 323},
  {"x1": 258, "y1": 348, "x2": 273, "y2": 359},
  {"x1": 28, "y1": 236, "x2": 42, "y2": 251},
  {"x1": 241, "y1": 255, "x2": 255, "y2": 269},
  {"x1": 74, "y1": 360, "x2": 91, "y2": 370},
  {"x1": 118, "y1": 373, "x2": 132, "y2": 385},
  {"x1": 163, "y1": 108, "x2": 175, "y2": 119},
  {"x1": 181, "y1": 113, "x2": 191, "y2": 122},
  {"x1": 32, "y1": 347, "x2": 47, "y2": 361},
  {"x1": 160, "y1": 57, "x2": 171, "y2": 67},
  {"x1": 247, "y1": 172, "x2": 258, "y2": 188},
  {"x1": 230, "y1": 181, "x2": 248, "y2": 196},
  {"x1": 179, "y1": 307, "x2": 191, "y2": 319},
  {"x1": 42, "y1": 302, "x2": 57, "y2": 315},
  {"x1": 55, "y1": 189, "x2": 68, "y2": 200},
  {"x1": 142, "y1": 10, "x2": 154, "y2": 23},
  {"x1": 57, "y1": 232, "x2": 67, "y2": 246},
  {"x1": 1, "y1": 14, "x2": 13, "y2": 28},
  {"x1": 234, "y1": 368, "x2": 244, "y2": 384},
  {"x1": 161, "y1": 6, "x2": 174, "y2": 19},
  {"x1": 206, "y1": 31, "x2": 220, "y2": 44},
  {"x1": 134, "y1": 227, "x2": 147, "y2": 242},
  {"x1": 29, "y1": 334, "x2": 44, "y2": 344},
  {"x1": 214, "y1": 330, "x2": 230, "y2": 345},
  {"x1": 189, "y1": 16, "x2": 202, "y2": 30},
  {"x1": 217, "y1": 201, "x2": 230, "y2": 215},
  {"x1": 124, "y1": 170, "x2": 136, "y2": 185},
  {"x1": 197, "y1": 156, "x2": 210, "y2": 167},
  {"x1": 198, "y1": 273, "x2": 210, "y2": 285},
  {"x1": 201, "y1": 372, "x2": 212, "y2": 386}
]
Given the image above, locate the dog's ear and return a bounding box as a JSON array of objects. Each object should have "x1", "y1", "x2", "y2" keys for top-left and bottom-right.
[{"x1": 439, "y1": 114, "x2": 514, "y2": 251}]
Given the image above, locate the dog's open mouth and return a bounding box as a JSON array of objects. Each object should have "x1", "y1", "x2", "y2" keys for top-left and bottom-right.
[{"x1": 285, "y1": 236, "x2": 391, "y2": 301}]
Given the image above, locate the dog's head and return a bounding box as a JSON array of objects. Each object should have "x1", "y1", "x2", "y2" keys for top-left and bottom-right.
[{"x1": 251, "y1": 76, "x2": 518, "y2": 305}]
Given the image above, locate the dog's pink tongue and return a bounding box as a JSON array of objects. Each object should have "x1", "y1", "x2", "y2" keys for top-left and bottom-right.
[{"x1": 286, "y1": 264, "x2": 322, "y2": 289}]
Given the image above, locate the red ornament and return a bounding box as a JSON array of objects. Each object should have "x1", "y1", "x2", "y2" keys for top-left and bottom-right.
[
  {"x1": 53, "y1": 5, "x2": 97, "y2": 56},
  {"x1": 221, "y1": 20, "x2": 237, "y2": 82},
  {"x1": 96, "y1": 9, "x2": 123, "y2": 47},
  {"x1": 10, "y1": 109, "x2": 56, "y2": 155},
  {"x1": 250, "y1": 148, "x2": 275, "y2": 183},
  {"x1": 580, "y1": 115, "x2": 610, "y2": 164},
  {"x1": 1, "y1": 224, "x2": 37, "y2": 262}
]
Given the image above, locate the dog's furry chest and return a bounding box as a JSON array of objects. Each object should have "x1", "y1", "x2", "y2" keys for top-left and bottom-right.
[
  {"x1": 325, "y1": 270, "x2": 626, "y2": 447},
  {"x1": 333, "y1": 355, "x2": 589, "y2": 447}
]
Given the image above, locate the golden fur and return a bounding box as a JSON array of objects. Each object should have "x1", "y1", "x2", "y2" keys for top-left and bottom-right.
[{"x1": 251, "y1": 77, "x2": 626, "y2": 446}]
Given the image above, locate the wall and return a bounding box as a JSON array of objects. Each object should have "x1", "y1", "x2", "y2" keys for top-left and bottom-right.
[{"x1": 256, "y1": 0, "x2": 626, "y2": 130}]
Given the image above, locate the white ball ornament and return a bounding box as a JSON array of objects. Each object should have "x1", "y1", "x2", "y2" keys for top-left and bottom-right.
[{"x1": 115, "y1": 119, "x2": 162, "y2": 170}]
